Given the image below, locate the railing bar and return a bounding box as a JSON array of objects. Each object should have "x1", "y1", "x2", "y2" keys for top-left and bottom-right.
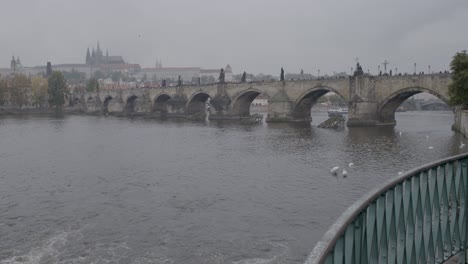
[
  {"x1": 406, "y1": 178, "x2": 417, "y2": 263},
  {"x1": 344, "y1": 223, "x2": 355, "y2": 263},
  {"x1": 387, "y1": 189, "x2": 397, "y2": 264},
  {"x1": 413, "y1": 174, "x2": 424, "y2": 261}
]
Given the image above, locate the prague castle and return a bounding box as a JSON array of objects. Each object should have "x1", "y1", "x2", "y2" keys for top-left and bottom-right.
[
  {"x1": 86, "y1": 41, "x2": 125, "y2": 66},
  {"x1": 1, "y1": 41, "x2": 233, "y2": 84}
]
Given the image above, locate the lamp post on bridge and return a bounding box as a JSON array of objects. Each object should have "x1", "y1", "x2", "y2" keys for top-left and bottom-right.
[
  {"x1": 378, "y1": 65, "x2": 381, "y2": 75},
  {"x1": 414, "y1": 63, "x2": 417, "y2": 74},
  {"x1": 428, "y1": 65, "x2": 431, "y2": 74}
]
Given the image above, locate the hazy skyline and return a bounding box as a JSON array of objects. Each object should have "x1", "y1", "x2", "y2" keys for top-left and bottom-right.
[{"x1": 1, "y1": 0, "x2": 467, "y2": 75}]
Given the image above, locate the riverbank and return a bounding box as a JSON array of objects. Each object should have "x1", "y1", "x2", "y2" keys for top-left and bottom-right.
[
  {"x1": 453, "y1": 108, "x2": 468, "y2": 138},
  {"x1": 0, "y1": 106, "x2": 84, "y2": 115}
]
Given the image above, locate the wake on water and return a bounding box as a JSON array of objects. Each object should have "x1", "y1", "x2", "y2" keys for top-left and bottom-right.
[{"x1": 1, "y1": 228, "x2": 286, "y2": 264}]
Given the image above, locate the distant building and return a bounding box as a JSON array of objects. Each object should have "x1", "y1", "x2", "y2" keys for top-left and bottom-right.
[
  {"x1": 251, "y1": 94, "x2": 269, "y2": 106},
  {"x1": 3, "y1": 41, "x2": 141, "y2": 79},
  {"x1": 200, "y1": 64, "x2": 233, "y2": 82},
  {"x1": 138, "y1": 67, "x2": 201, "y2": 82},
  {"x1": 2, "y1": 44, "x2": 234, "y2": 85},
  {"x1": 137, "y1": 64, "x2": 234, "y2": 84}
]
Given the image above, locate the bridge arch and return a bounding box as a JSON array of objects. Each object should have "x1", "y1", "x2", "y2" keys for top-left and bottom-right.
[
  {"x1": 124, "y1": 95, "x2": 138, "y2": 115},
  {"x1": 230, "y1": 88, "x2": 264, "y2": 117},
  {"x1": 152, "y1": 94, "x2": 171, "y2": 116},
  {"x1": 102, "y1": 96, "x2": 113, "y2": 114},
  {"x1": 291, "y1": 86, "x2": 347, "y2": 121},
  {"x1": 186, "y1": 91, "x2": 211, "y2": 115},
  {"x1": 377, "y1": 86, "x2": 452, "y2": 125}
]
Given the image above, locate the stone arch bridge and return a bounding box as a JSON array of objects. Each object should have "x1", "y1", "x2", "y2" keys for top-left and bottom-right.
[{"x1": 79, "y1": 73, "x2": 452, "y2": 126}]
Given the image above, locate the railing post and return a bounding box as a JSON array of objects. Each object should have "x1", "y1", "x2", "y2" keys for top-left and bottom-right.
[{"x1": 461, "y1": 159, "x2": 468, "y2": 264}]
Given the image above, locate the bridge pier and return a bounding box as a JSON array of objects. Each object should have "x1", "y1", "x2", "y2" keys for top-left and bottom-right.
[
  {"x1": 85, "y1": 96, "x2": 102, "y2": 114},
  {"x1": 166, "y1": 95, "x2": 188, "y2": 118},
  {"x1": 209, "y1": 95, "x2": 234, "y2": 120},
  {"x1": 347, "y1": 76, "x2": 394, "y2": 127},
  {"x1": 107, "y1": 99, "x2": 124, "y2": 114},
  {"x1": 347, "y1": 101, "x2": 385, "y2": 126},
  {"x1": 265, "y1": 90, "x2": 296, "y2": 122},
  {"x1": 131, "y1": 95, "x2": 152, "y2": 116}
]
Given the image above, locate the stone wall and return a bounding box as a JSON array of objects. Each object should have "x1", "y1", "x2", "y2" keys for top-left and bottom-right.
[{"x1": 453, "y1": 108, "x2": 468, "y2": 138}]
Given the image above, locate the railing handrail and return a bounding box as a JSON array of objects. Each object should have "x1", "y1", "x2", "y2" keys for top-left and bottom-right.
[{"x1": 305, "y1": 152, "x2": 468, "y2": 264}]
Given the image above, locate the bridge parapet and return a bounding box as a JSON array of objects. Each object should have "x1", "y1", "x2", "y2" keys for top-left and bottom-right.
[{"x1": 306, "y1": 153, "x2": 468, "y2": 264}]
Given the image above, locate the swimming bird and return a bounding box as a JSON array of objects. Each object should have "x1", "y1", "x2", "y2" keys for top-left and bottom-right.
[
  {"x1": 348, "y1": 162, "x2": 354, "y2": 167},
  {"x1": 428, "y1": 146, "x2": 434, "y2": 149},
  {"x1": 330, "y1": 166, "x2": 339, "y2": 175},
  {"x1": 398, "y1": 172, "x2": 403, "y2": 175},
  {"x1": 460, "y1": 142, "x2": 466, "y2": 149},
  {"x1": 399, "y1": 131, "x2": 402, "y2": 137},
  {"x1": 342, "y1": 169, "x2": 348, "y2": 177}
]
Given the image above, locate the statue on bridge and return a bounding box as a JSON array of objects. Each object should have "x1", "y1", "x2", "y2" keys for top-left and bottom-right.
[
  {"x1": 353, "y1": 63, "x2": 364, "y2": 76},
  {"x1": 177, "y1": 75, "x2": 182, "y2": 86},
  {"x1": 219, "y1": 68, "x2": 225, "y2": 84},
  {"x1": 162, "y1": 79, "x2": 166, "y2": 87},
  {"x1": 241, "y1": 71, "x2": 247, "y2": 82},
  {"x1": 280, "y1": 67, "x2": 284, "y2": 81}
]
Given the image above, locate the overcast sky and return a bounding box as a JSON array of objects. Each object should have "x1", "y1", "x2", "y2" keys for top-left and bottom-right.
[{"x1": 0, "y1": 0, "x2": 467, "y2": 75}]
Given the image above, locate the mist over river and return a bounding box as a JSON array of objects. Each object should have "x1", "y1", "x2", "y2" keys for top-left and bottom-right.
[{"x1": 0, "y1": 111, "x2": 466, "y2": 264}]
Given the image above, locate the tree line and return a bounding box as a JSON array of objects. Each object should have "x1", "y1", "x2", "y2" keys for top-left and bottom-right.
[
  {"x1": 449, "y1": 50, "x2": 468, "y2": 107},
  {"x1": 0, "y1": 71, "x2": 68, "y2": 110}
]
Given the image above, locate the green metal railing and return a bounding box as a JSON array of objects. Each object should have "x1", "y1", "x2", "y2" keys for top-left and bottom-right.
[{"x1": 306, "y1": 153, "x2": 468, "y2": 264}]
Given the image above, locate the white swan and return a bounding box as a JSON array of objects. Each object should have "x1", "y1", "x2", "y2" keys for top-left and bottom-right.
[
  {"x1": 330, "y1": 166, "x2": 339, "y2": 175},
  {"x1": 342, "y1": 169, "x2": 348, "y2": 177},
  {"x1": 348, "y1": 162, "x2": 354, "y2": 167},
  {"x1": 460, "y1": 143, "x2": 466, "y2": 149}
]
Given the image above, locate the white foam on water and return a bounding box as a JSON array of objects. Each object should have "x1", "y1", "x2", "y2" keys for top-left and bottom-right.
[
  {"x1": 1, "y1": 231, "x2": 73, "y2": 264},
  {"x1": 232, "y1": 256, "x2": 277, "y2": 264},
  {"x1": 131, "y1": 255, "x2": 174, "y2": 264},
  {"x1": 231, "y1": 242, "x2": 289, "y2": 264}
]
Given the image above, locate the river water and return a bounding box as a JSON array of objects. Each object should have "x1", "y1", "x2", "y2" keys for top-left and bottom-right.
[{"x1": 0, "y1": 111, "x2": 466, "y2": 264}]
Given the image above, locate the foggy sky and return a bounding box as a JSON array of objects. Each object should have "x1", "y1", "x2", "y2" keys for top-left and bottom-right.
[{"x1": 1, "y1": 0, "x2": 467, "y2": 75}]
